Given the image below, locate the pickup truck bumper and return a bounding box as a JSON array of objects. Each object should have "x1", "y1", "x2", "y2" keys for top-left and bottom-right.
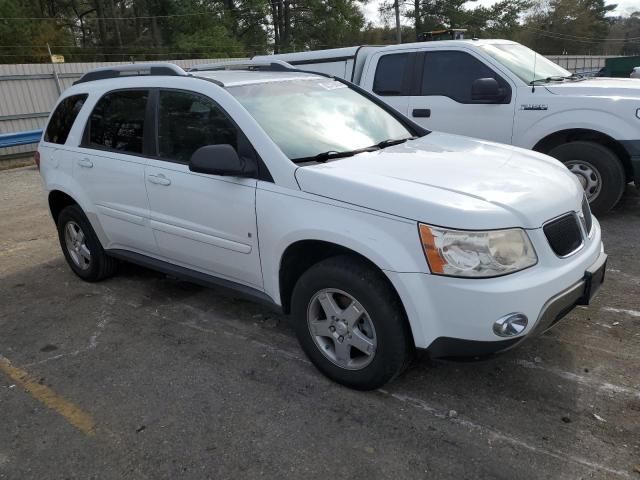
[{"x1": 385, "y1": 220, "x2": 605, "y2": 356}]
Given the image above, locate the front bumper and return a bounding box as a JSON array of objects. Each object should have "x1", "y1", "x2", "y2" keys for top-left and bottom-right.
[
  {"x1": 426, "y1": 250, "x2": 607, "y2": 359},
  {"x1": 385, "y1": 220, "x2": 605, "y2": 354}
]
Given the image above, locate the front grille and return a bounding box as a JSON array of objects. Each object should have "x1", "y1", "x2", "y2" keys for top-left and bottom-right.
[
  {"x1": 544, "y1": 213, "x2": 583, "y2": 257},
  {"x1": 581, "y1": 197, "x2": 593, "y2": 235}
]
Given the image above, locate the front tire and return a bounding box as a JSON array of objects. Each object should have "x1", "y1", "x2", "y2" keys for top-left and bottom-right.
[
  {"x1": 57, "y1": 205, "x2": 117, "y2": 282},
  {"x1": 548, "y1": 141, "x2": 626, "y2": 215},
  {"x1": 291, "y1": 255, "x2": 413, "y2": 390}
]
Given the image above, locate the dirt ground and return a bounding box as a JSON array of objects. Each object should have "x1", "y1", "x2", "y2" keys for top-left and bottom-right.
[{"x1": 0, "y1": 165, "x2": 638, "y2": 479}]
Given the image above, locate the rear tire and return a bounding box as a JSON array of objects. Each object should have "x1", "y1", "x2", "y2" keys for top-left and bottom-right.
[
  {"x1": 291, "y1": 255, "x2": 413, "y2": 390},
  {"x1": 548, "y1": 141, "x2": 626, "y2": 215},
  {"x1": 57, "y1": 205, "x2": 117, "y2": 282}
]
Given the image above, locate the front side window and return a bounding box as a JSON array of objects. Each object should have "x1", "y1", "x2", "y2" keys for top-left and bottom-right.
[
  {"x1": 373, "y1": 53, "x2": 408, "y2": 96},
  {"x1": 421, "y1": 51, "x2": 508, "y2": 103},
  {"x1": 87, "y1": 90, "x2": 148, "y2": 154},
  {"x1": 157, "y1": 90, "x2": 237, "y2": 163},
  {"x1": 228, "y1": 78, "x2": 414, "y2": 161},
  {"x1": 44, "y1": 94, "x2": 88, "y2": 145}
]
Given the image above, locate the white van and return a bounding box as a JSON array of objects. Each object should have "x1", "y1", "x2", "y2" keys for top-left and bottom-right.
[{"x1": 256, "y1": 40, "x2": 640, "y2": 215}]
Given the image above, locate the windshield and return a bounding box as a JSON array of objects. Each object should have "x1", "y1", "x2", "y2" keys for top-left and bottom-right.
[
  {"x1": 479, "y1": 43, "x2": 572, "y2": 84},
  {"x1": 228, "y1": 78, "x2": 415, "y2": 160}
]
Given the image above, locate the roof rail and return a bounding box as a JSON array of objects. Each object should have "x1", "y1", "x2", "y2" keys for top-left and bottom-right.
[
  {"x1": 188, "y1": 59, "x2": 296, "y2": 72},
  {"x1": 74, "y1": 63, "x2": 188, "y2": 85}
]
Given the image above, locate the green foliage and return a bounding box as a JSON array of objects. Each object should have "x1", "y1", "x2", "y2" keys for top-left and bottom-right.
[{"x1": 0, "y1": 0, "x2": 635, "y2": 62}]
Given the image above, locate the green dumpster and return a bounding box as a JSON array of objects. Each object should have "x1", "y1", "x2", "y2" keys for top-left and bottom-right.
[{"x1": 602, "y1": 56, "x2": 640, "y2": 77}]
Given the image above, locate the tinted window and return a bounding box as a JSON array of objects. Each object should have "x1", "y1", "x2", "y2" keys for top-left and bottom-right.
[
  {"x1": 373, "y1": 53, "x2": 408, "y2": 96},
  {"x1": 44, "y1": 94, "x2": 88, "y2": 145},
  {"x1": 421, "y1": 51, "x2": 507, "y2": 103},
  {"x1": 87, "y1": 90, "x2": 148, "y2": 154},
  {"x1": 158, "y1": 90, "x2": 237, "y2": 163}
]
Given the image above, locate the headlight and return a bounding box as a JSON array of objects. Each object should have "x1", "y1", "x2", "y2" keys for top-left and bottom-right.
[{"x1": 418, "y1": 224, "x2": 537, "y2": 278}]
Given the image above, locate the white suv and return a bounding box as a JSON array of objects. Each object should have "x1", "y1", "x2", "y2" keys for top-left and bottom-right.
[{"x1": 37, "y1": 62, "x2": 606, "y2": 390}]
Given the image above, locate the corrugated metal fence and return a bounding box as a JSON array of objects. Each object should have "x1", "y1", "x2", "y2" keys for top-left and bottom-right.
[{"x1": 0, "y1": 58, "x2": 245, "y2": 158}]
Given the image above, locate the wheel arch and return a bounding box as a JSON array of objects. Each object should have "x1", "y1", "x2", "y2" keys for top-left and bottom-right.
[
  {"x1": 48, "y1": 189, "x2": 79, "y2": 223},
  {"x1": 532, "y1": 128, "x2": 632, "y2": 181}
]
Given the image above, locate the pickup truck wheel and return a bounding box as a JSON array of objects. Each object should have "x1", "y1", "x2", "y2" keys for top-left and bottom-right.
[
  {"x1": 57, "y1": 205, "x2": 117, "y2": 282},
  {"x1": 291, "y1": 255, "x2": 413, "y2": 390},
  {"x1": 548, "y1": 141, "x2": 625, "y2": 215}
]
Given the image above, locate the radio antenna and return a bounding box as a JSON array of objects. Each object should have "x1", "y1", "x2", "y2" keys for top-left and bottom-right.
[{"x1": 531, "y1": 52, "x2": 537, "y2": 93}]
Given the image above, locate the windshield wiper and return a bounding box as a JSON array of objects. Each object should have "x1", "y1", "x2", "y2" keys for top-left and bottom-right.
[
  {"x1": 376, "y1": 136, "x2": 416, "y2": 149},
  {"x1": 530, "y1": 73, "x2": 585, "y2": 85},
  {"x1": 291, "y1": 145, "x2": 379, "y2": 164},
  {"x1": 291, "y1": 137, "x2": 417, "y2": 164}
]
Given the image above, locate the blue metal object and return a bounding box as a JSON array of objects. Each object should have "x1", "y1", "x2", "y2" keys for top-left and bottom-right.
[{"x1": 0, "y1": 129, "x2": 43, "y2": 148}]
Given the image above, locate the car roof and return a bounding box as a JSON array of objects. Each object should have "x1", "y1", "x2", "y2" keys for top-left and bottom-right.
[{"x1": 192, "y1": 70, "x2": 322, "y2": 87}]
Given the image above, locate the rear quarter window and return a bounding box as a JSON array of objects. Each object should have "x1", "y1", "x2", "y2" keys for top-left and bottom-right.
[
  {"x1": 44, "y1": 94, "x2": 88, "y2": 145},
  {"x1": 373, "y1": 53, "x2": 409, "y2": 96}
]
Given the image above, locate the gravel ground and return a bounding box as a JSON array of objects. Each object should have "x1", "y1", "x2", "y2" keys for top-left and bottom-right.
[{"x1": 0, "y1": 166, "x2": 638, "y2": 479}]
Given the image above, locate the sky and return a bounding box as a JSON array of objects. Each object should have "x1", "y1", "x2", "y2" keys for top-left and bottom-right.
[{"x1": 362, "y1": 0, "x2": 640, "y2": 26}]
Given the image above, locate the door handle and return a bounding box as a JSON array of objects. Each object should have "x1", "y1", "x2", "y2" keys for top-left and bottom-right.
[
  {"x1": 147, "y1": 174, "x2": 171, "y2": 186},
  {"x1": 77, "y1": 158, "x2": 93, "y2": 168},
  {"x1": 412, "y1": 109, "x2": 431, "y2": 118}
]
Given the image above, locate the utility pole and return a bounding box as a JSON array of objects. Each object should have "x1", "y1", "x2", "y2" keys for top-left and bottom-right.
[
  {"x1": 394, "y1": 0, "x2": 402, "y2": 44},
  {"x1": 47, "y1": 43, "x2": 62, "y2": 95}
]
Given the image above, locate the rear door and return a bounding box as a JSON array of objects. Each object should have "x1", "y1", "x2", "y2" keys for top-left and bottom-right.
[
  {"x1": 407, "y1": 49, "x2": 516, "y2": 143},
  {"x1": 74, "y1": 89, "x2": 157, "y2": 254},
  {"x1": 144, "y1": 89, "x2": 263, "y2": 289}
]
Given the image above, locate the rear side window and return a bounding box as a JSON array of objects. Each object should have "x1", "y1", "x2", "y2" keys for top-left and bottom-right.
[
  {"x1": 87, "y1": 90, "x2": 149, "y2": 154},
  {"x1": 373, "y1": 53, "x2": 408, "y2": 96},
  {"x1": 421, "y1": 51, "x2": 507, "y2": 103},
  {"x1": 157, "y1": 90, "x2": 237, "y2": 163},
  {"x1": 44, "y1": 94, "x2": 88, "y2": 145}
]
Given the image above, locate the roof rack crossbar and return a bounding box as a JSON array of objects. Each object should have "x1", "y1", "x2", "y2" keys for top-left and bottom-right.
[
  {"x1": 74, "y1": 63, "x2": 188, "y2": 85},
  {"x1": 188, "y1": 59, "x2": 296, "y2": 72}
]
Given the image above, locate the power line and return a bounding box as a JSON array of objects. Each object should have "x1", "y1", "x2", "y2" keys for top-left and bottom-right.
[
  {"x1": 521, "y1": 25, "x2": 640, "y2": 42},
  {"x1": 0, "y1": 6, "x2": 311, "y2": 22}
]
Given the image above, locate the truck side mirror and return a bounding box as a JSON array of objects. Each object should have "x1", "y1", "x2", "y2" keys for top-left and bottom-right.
[{"x1": 471, "y1": 78, "x2": 506, "y2": 104}]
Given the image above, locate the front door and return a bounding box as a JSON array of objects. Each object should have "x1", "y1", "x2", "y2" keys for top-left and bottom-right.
[
  {"x1": 407, "y1": 49, "x2": 516, "y2": 144},
  {"x1": 144, "y1": 89, "x2": 263, "y2": 289}
]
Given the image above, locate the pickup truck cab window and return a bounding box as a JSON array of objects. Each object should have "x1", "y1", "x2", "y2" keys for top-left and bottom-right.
[
  {"x1": 421, "y1": 50, "x2": 510, "y2": 104},
  {"x1": 86, "y1": 89, "x2": 149, "y2": 154},
  {"x1": 158, "y1": 90, "x2": 237, "y2": 163},
  {"x1": 228, "y1": 77, "x2": 414, "y2": 161},
  {"x1": 373, "y1": 53, "x2": 409, "y2": 96}
]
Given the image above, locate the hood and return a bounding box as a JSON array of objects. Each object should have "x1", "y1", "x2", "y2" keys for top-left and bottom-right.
[
  {"x1": 545, "y1": 77, "x2": 640, "y2": 98},
  {"x1": 294, "y1": 132, "x2": 584, "y2": 230}
]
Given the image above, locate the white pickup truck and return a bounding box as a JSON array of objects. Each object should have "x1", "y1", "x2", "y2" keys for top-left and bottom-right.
[{"x1": 257, "y1": 40, "x2": 640, "y2": 215}]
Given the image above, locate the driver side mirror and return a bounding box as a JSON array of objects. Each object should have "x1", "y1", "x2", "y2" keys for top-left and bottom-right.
[
  {"x1": 189, "y1": 144, "x2": 256, "y2": 177},
  {"x1": 471, "y1": 78, "x2": 507, "y2": 104}
]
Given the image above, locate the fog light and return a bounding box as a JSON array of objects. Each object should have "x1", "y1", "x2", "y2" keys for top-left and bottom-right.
[{"x1": 493, "y1": 313, "x2": 528, "y2": 337}]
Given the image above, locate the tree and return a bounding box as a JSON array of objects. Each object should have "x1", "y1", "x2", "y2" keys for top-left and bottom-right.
[{"x1": 518, "y1": 0, "x2": 617, "y2": 54}]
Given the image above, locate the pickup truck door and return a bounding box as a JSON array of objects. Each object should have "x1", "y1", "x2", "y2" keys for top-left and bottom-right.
[
  {"x1": 406, "y1": 49, "x2": 516, "y2": 144},
  {"x1": 144, "y1": 89, "x2": 263, "y2": 289}
]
